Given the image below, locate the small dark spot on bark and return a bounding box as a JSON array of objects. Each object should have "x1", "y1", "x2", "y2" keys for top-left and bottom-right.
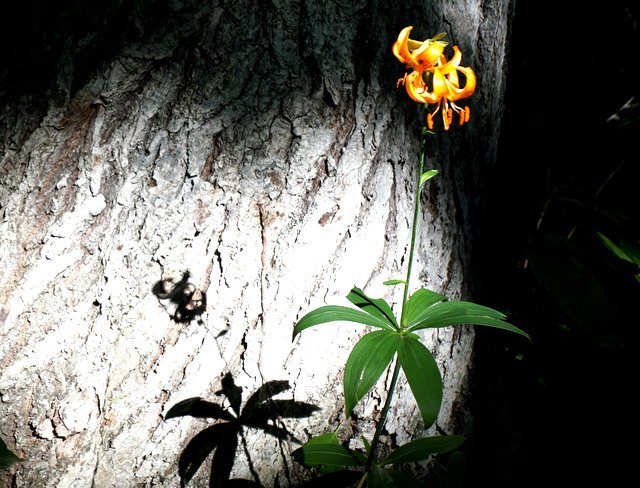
[
  {"x1": 267, "y1": 170, "x2": 284, "y2": 188},
  {"x1": 318, "y1": 211, "x2": 333, "y2": 226}
]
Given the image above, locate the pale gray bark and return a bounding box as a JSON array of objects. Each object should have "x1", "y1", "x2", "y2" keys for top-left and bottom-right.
[{"x1": 0, "y1": 0, "x2": 513, "y2": 485}]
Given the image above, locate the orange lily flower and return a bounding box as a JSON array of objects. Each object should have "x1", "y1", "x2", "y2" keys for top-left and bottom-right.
[
  {"x1": 392, "y1": 26, "x2": 447, "y2": 73},
  {"x1": 394, "y1": 28, "x2": 476, "y2": 130}
]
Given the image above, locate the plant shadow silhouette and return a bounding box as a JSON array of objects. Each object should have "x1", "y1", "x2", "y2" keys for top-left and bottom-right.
[
  {"x1": 166, "y1": 372, "x2": 320, "y2": 487},
  {"x1": 152, "y1": 271, "x2": 207, "y2": 323}
]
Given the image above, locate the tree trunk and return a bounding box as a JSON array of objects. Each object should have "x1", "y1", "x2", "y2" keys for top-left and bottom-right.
[{"x1": 0, "y1": 0, "x2": 513, "y2": 485}]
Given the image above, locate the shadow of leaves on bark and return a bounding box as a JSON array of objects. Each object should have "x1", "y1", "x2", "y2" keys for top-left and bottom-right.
[
  {"x1": 166, "y1": 372, "x2": 320, "y2": 487},
  {"x1": 152, "y1": 271, "x2": 207, "y2": 323}
]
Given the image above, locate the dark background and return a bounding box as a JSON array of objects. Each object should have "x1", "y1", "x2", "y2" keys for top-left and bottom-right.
[
  {"x1": 470, "y1": 1, "x2": 639, "y2": 486},
  {"x1": 2, "y1": 1, "x2": 638, "y2": 486}
]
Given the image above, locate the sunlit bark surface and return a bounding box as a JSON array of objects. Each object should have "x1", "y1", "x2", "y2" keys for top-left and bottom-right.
[{"x1": 0, "y1": 0, "x2": 512, "y2": 485}]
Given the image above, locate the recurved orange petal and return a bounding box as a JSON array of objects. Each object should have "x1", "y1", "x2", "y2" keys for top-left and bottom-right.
[
  {"x1": 392, "y1": 26, "x2": 414, "y2": 64},
  {"x1": 453, "y1": 66, "x2": 476, "y2": 99},
  {"x1": 405, "y1": 71, "x2": 439, "y2": 104},
  {"x1": 436, "y1": 46, "x2": 463, "y2": 75},
  {"x1": 447, "y1": 68, "x2": 460, "y2": 89},
  {"x1": 431, "y1": 69, "x2": 450, "y2": 98}
]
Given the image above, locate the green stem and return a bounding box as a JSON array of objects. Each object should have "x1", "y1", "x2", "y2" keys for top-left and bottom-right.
[
  {"x1": 365, "y1": 357, "x2": 401, "y2": 471},
  {"x1": 399, "y1": 132, "x2": 427, "y2": 328},
  {"x1": 365, "y1": 129, "x2": 429, "y2": 473}
]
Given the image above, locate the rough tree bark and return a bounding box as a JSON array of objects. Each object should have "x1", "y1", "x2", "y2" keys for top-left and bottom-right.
[{"x1": 0, "y1": 0, "x2": 513, "y2": 486}]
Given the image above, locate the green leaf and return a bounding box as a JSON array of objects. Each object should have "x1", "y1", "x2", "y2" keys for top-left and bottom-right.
[
  {"x1": 362, "y1": 436, "x2": 371, "y2": 454},
  {"x1": 303, "y1": 433, "x2": 345, "y2": 474},
  {"x1": 301, "y1": 470, "x2": 362, "y2": 487},
  {"x1": 367, "y1": 466, "x2": 395, "y2": 487},
  {"x1": 383, "y1": 279, "x2": 405, "y2": 286},
  {"x1": 344, "y1": 330, "x2": 401, "y2": 417},
  {"x1": 618, "y1": 239, "x2": 640, "y2": 265},
  {"x1": 375, "y1": 468, "x2": 425, "y2": 488},
  {"x1": 406, "y1": 301, "x2": 529, "y2": 340},
  {"x1": 346, "y1": 287, "x2": 398, "y2": 328},
  {"x1": 368, "y1": 466, "x2": 425, "y2": 487},
  {"x1": 420, "y1": 170, "x2": 439, "y2": 188},
  {"x1": 440, "y1": 451, "x2": 465, "y2": 488},
  {"x1": 0, "y1": 438, "x2": 21, "y2": 470},
  {"x1": 293, "y1": 305, "x2": 394, "y2": 340},
  {"x1": 306, "y1": 432, "x2": 339, "y2": 446},
  {"x1": 380, "y1": 435, "x2": 464, "y2": 465},
  {"x1": 292, "y1": 442, "x2": 365, "y2": 467},
  {"x1": 597, "y1": 232, "x2": 630, "y2": 262},
  {"x1": 529, "y1": 236, "x2": 614, "y2": 333},
  {"x1": 403, "y1": 288, "x2": 446, "y2": 326},
  {"x1": 397, "y1": 335, "x2": 442, "y2": 429},
  {"x1": 597, "y1": 232, "x2": 640, "y2": 265}
]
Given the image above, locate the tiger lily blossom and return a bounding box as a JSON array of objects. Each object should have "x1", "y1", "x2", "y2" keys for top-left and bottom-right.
[
  {"x1": 394, "y1": 27, "x2": 476, "y2": 130},
  {"x1": 392, "y1": 26, "x2": 447, "y2": 73}
]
